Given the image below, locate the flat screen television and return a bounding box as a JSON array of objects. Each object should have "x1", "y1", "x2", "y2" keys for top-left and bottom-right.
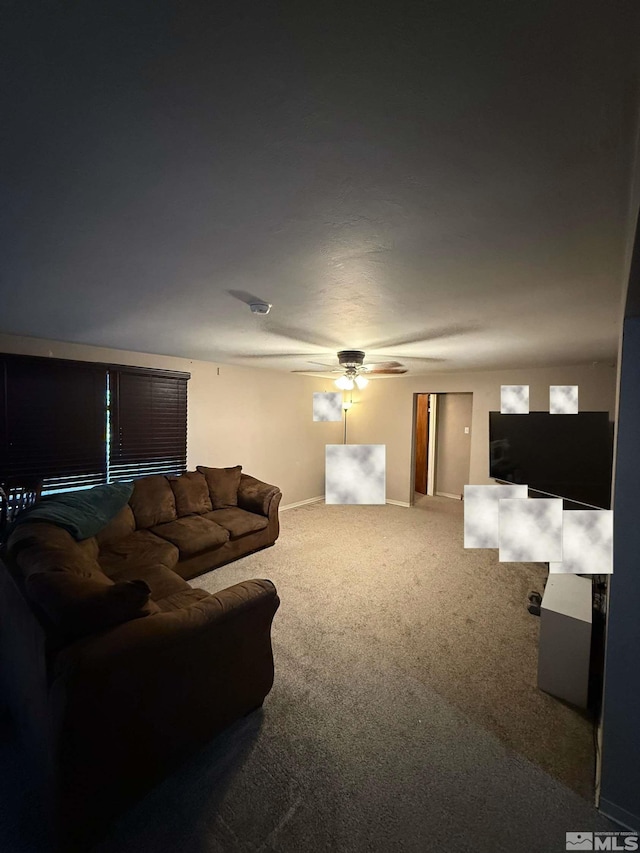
[{"x1": 489, "y1": 411, "x2": 614, "y2": 509}]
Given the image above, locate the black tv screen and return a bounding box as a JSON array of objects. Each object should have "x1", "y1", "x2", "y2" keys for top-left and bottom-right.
[{"x1": 489, "y1": 411, "x2": 614, "y2": 509}]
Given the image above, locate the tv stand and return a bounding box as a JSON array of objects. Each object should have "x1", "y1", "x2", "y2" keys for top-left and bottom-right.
[{"x1": 537, "y1": 574, "x2": 592, "y2": 708}]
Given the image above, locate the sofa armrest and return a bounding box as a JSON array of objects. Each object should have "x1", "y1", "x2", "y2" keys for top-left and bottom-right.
[
  {"x1": 237, "y1": 474, "x2": 281, "y2": 517},
  {"x1": 48, "y1": 579, "x2": 280, "y2": 844}
]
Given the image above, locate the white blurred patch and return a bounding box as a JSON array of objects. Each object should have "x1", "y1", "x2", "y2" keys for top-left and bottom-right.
[
  {"x1": 500, "y1": 385, "x2": 529, "y2": 414},
  {"x1": 463, "y1": 484, "x2": 529, "y2": 548},
  {"x1": 549, "y1": 385, "x2": 578, "y2": 414},
  {"x1": 313, "y1": 392, "x2": 343, "y2": 422},
  {"x1": 549, "y1": 510, "x2": 613, "y2": 574},
  {"x1": 325, "y1": 445, "x2": 386, "y2": 504},
  {"x1": 498, "y1": 497, "x2": 563, "y2": 562}
]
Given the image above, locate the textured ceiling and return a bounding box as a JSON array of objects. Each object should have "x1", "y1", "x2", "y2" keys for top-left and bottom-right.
[{"x1": 1, "y1": 1, "x2": 639, "y2": 376}]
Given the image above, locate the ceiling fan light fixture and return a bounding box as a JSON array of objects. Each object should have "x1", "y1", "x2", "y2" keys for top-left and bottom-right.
[
  {"x1": 302, "y1": 349, "x2": 406, "y2": 383},
  {"x1": 335, "y1": 375, "x2": 354, "y2": 390}
]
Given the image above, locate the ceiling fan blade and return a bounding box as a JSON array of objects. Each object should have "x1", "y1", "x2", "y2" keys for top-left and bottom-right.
[
  {"x1": 362, "y1": 361, "x2": 404, "y2": 370},
  {"x1": 291, "y1": 369, "x2": 341, "y2": 374},
  {"x1": 230, "y1": 352, "x2": 330, "y2": 361},
  {"x1": 366, "y1": 324, "x2": 481, "y2": 351},
  {"x1": 365, "y1": 367, "x2": 408, "y2": 375},
  {"x1": 260, "y1": 322, "x2": 343, "y2": 350},
  {"x1": 380, "y1": 355, "x2": 447, "y2": 363}
]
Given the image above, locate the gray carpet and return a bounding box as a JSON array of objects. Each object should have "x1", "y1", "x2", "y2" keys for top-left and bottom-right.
[{"x1": 0, "y1": 497, "x2": 616, "y2": 851}]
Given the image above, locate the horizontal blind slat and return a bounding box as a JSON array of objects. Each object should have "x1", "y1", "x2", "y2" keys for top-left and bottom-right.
[{"x1": 109, "y1": 371, "x2": 187, "y2": 481}]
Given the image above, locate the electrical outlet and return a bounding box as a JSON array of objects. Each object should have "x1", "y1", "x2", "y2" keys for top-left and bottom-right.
[{"x1": 464, "y1": 426, "x2": 470, "y2": 434}]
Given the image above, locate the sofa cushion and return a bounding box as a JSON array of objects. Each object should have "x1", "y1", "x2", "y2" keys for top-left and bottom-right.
[
  {"x1": 95, "y1": 505, "x2": 136, "y2": 548},
  {"x1": 150, "y1": 516, "x2": 229, "y2": 557},
  {"x1": 25, "y1": 572, "x2": 159, "y2": 640},
  {"x1": 98, "y1": 530, "x2": 179, "y2": 575},
  {"x1": 77, "y1": 536, "x2": 100, "y2": 562},
  {"x1": 8, "y1": 522, "x2": 105, "y2": 582},
  {"x1": 153, "y1": 588, "x2": 210, "y2": 613},
  {"x1": 204, "y1": 508, "x2": 269, "y2": 539},
  {"x1": 129, "y1": 476, "x2": 177, "y2": 529},
  {"x1": 196, "y1": 465, "x2": 242, "y2": 509},
  {"x1": 168, "y1": 471, "x2": 213, "y2": 517},
  {"x1": 107, "y1": 563, "x2": 189, "y2": 600}
]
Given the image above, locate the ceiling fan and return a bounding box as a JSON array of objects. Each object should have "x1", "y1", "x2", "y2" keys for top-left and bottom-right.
[{"x1": 293, "y1": 350, "x2": 408, "y2": 390}]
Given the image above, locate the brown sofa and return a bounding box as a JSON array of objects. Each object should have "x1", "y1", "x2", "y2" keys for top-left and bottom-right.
[{"x1": 0, "y1": 467, "x2": 282, "y2": 850}]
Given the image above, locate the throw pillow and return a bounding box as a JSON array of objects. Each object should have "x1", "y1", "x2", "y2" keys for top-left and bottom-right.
[
  {"x1": 196, "y1": 465, "x2": 242, "y2": 509},
  {"x1": 129, "y1": 475, "x2": 177, "y2": 529},
  {"x1": 168, "y1": 471, "x2": 213, "y2": 516},
  {"x1": 26, "y1": 571, "x2": 159, "y2": 641}
]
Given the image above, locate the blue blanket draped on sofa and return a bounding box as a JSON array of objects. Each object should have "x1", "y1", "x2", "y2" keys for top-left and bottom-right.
[{"x1": 11, "y1": 482, "x2": 133, "y2": 540}]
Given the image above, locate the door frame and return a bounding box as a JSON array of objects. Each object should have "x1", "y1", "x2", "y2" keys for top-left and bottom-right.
[{"x1": 427, "y1": 394, "x2": 438, "y2": 496}]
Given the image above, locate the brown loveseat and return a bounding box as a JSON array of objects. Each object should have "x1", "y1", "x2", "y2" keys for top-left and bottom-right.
[{"x1": 0, "y1": 466, "x2": 282, "y2": 850}]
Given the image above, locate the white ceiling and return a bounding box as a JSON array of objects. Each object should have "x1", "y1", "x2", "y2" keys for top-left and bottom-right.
[{"x1": 2, "y1": 2, "x2": 639, "y2": 377}]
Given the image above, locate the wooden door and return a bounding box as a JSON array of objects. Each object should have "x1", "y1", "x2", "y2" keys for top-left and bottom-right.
[{"x1": 414, "y1": 394, "x2": 429, "y2": 494}]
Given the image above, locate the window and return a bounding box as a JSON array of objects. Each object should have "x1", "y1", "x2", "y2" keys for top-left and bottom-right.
[
  {"x1": 108, "y1": 368, "x2": 188, "y2": 481},
  {"x1": 0, "y1": 355, "x2": 108, "y2": 492},
  {"x1": 0, "y1": 354, "x2": 190, "y2": 492}
]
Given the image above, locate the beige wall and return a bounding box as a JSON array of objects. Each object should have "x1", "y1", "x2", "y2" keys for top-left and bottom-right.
[
  {"x1": 435, "y1": 393, "x2": 472, "y2": 499},
  {"x1": 346, "y1": 364, "x2": 617, "y2": 504},
  {"x1": 0, "y1": 333, "x2": 342, "y2": 507},
  {"x1": 0, "y1": 334, "x2": 618, "y2": 506}
]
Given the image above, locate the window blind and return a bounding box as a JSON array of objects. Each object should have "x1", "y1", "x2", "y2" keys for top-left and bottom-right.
[
  {"x1": 0, "y1": 354, "x2": 108, "y2": 492},
  {"x1": 108, "y1": 368, "x2": 188, "y2": 481},
  {"x1": 1, "y1": 355, "x2": 190, "y2": 494}
]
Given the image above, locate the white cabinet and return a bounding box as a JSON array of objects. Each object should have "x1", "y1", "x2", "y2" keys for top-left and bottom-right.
[{"x1": 538, "y1": 574, "x2": 592, "y2": 708}]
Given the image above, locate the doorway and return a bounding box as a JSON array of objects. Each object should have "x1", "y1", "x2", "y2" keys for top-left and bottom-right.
[{"x1": 413, "y1": 392, "x2": 472, "y2": 501}]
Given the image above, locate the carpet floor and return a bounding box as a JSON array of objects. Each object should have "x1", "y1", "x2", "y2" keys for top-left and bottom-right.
[{"x1": 0, "y1": 496, "x2": 615, "y2": 852}]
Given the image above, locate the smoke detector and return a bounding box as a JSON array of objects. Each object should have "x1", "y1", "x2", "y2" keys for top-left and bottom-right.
[{"x1": 249, "y1": 301, "x2": 272, "y2": 315}]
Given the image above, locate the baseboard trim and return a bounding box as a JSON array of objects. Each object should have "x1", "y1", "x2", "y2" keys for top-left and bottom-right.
[
  {"x1": 280, "y1": 496, "x2": 325, "y2": 511},
  {"x1": 598, "y1": 797, "x2": 640, "y2": 832},
  {"x1": 436, "y1": 491, "x2": 463, "y2": 500},
  {"x1": 281, "y1": 496, "x2": 412, "y2": 510}
]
